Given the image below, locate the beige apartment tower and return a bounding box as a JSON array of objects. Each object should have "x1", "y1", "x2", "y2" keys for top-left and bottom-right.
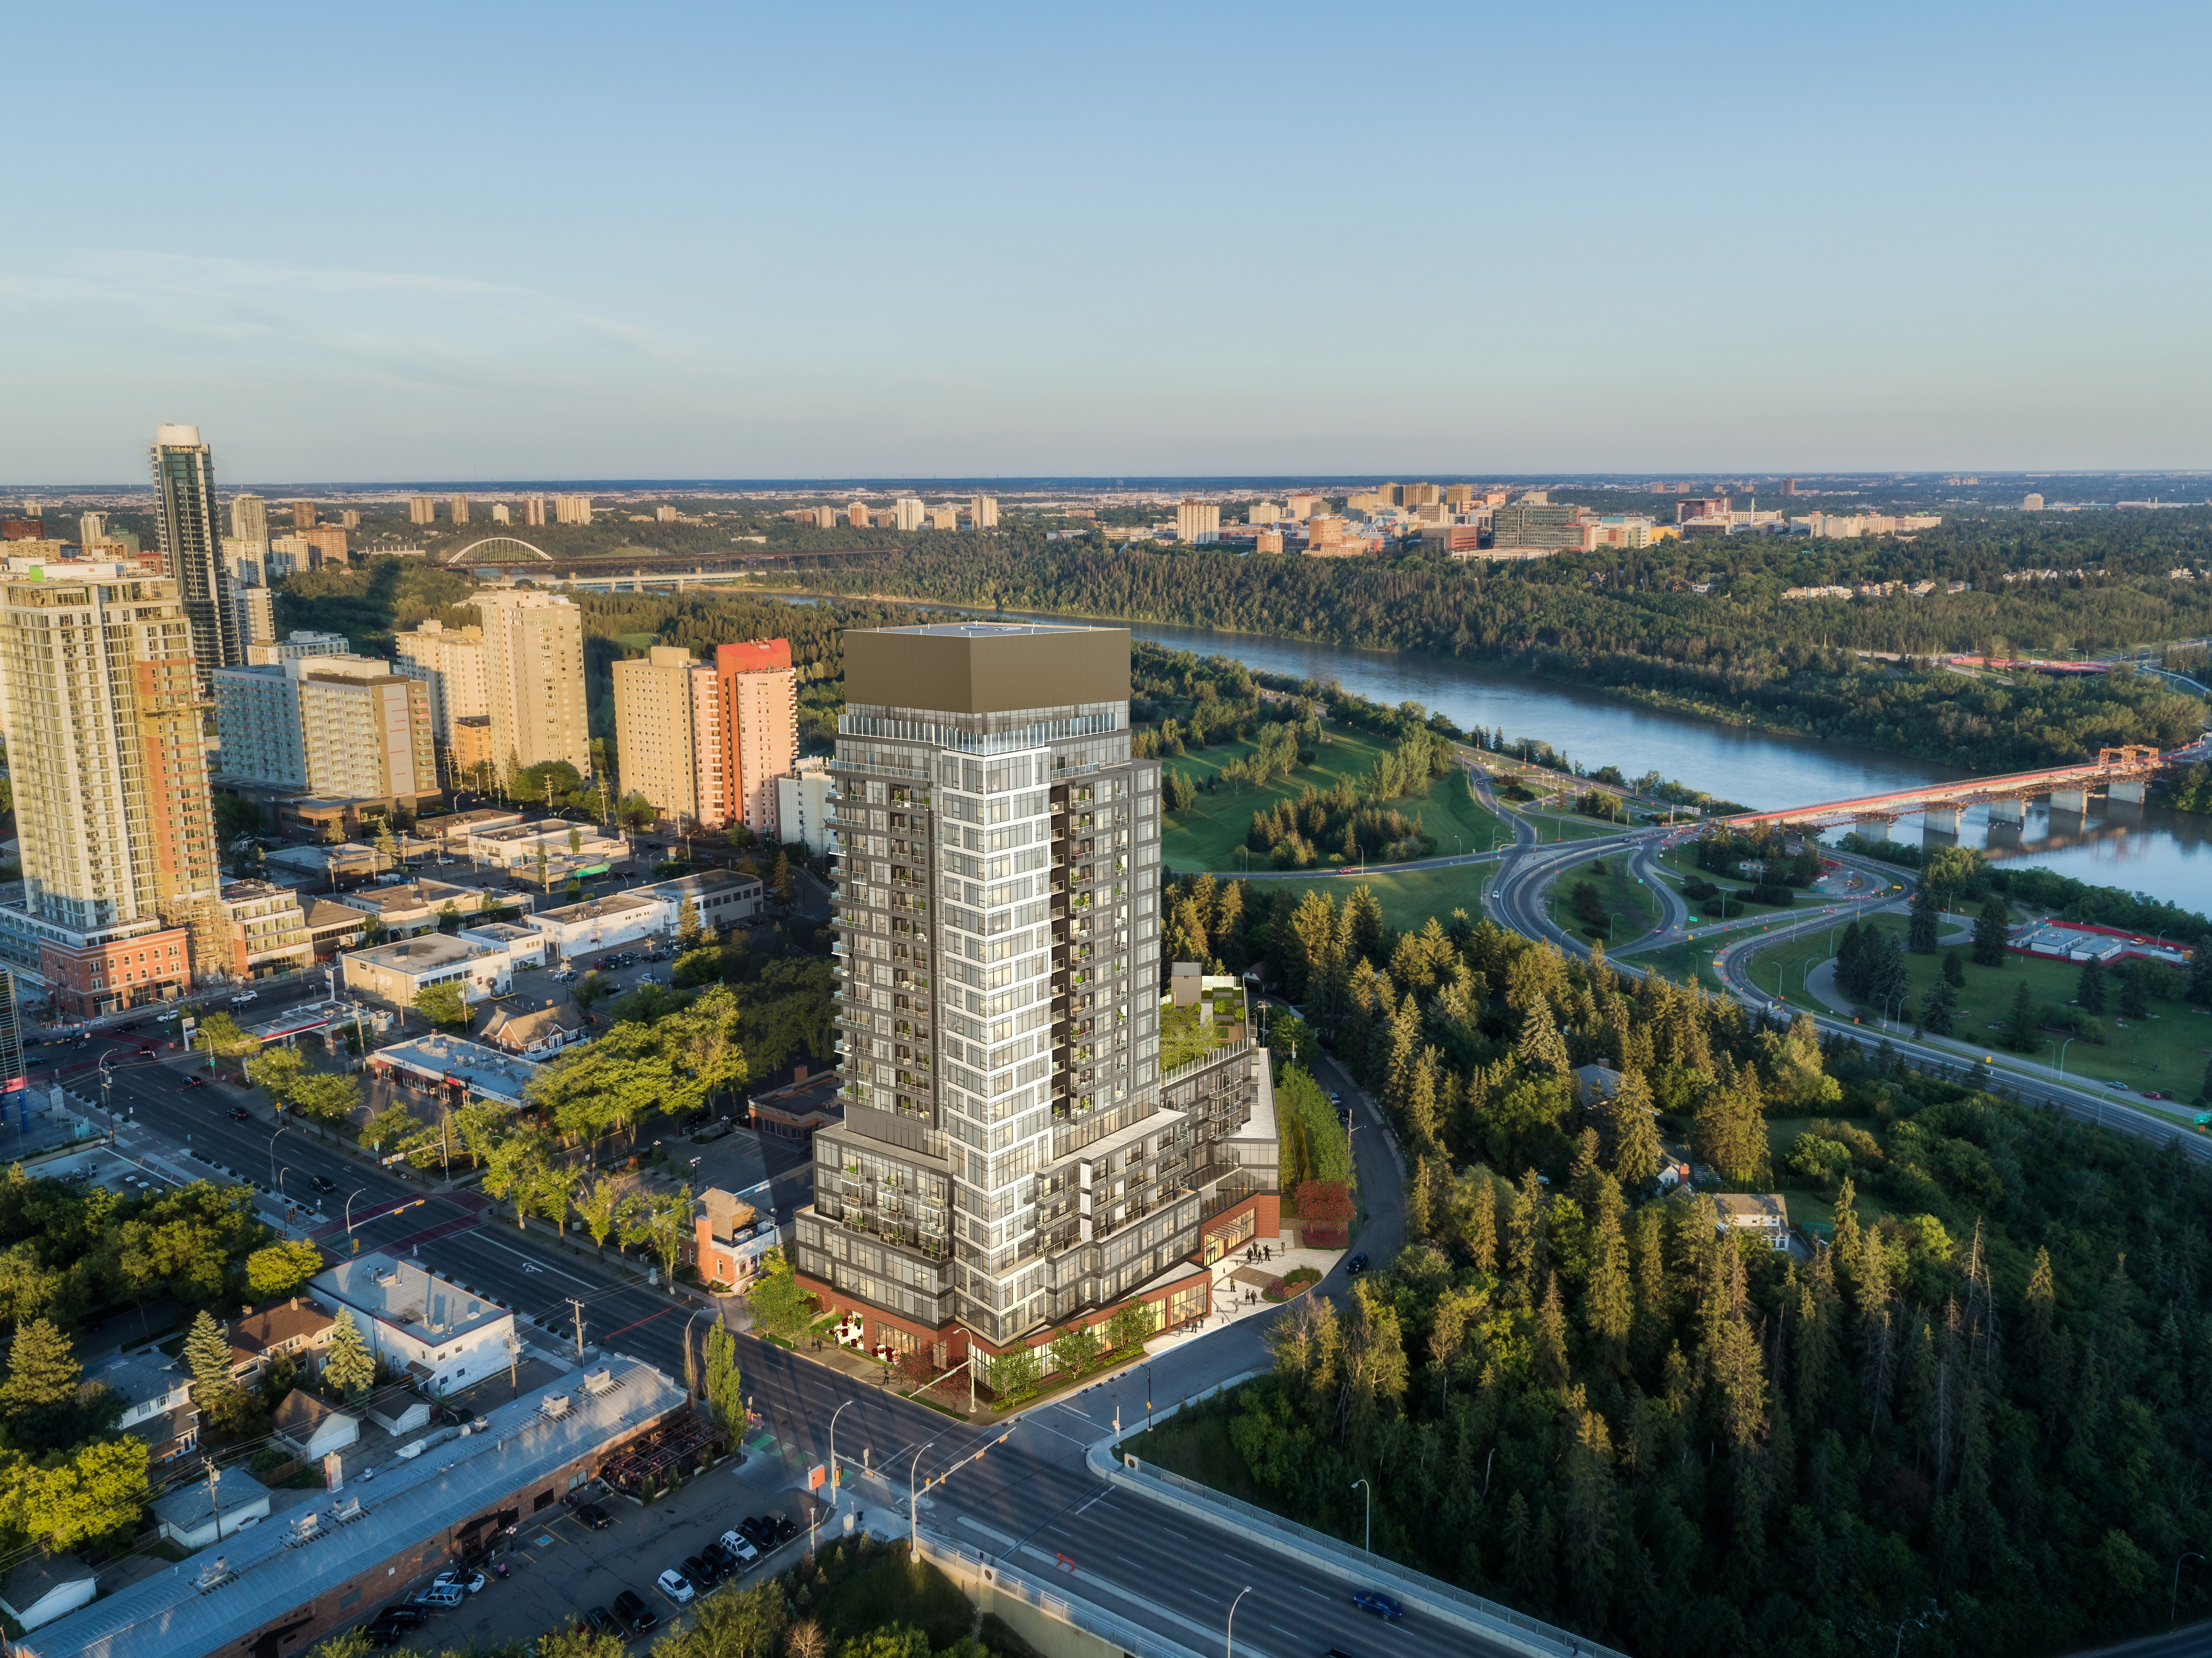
[
  {"x1": 449, "y1": 496, "x2": 471, "y2": 526},
  {"x1": 391, "y1": 619, "x2": 490, "y2": 780},
  {"x1": 408, "y1": 497, "x2": 437, "y2": 526},
  {"x1": 230, "y1": 495, "x2": 270, "y2": 548},
  {"x1": 613, "y1": 646, "x2": 723, "y2": 827},
  {"x1": 971, "y1": 496, "x2": 998, "y2": 530},
  {"x1": 474, "y1": 588, "x2": 589, "y2": 775},
  {"x1": 554, "y1": 495, "x2": 593, "y2": 526},
  {"x1": 0, "y1": 560, "x2": 224, "y2": 1013},
  {"x1": 522, "y1": 496, "x2": 547, "y2": 528}
]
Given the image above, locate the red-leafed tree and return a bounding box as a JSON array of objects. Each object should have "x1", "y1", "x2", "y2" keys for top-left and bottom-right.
[{"x1": 1297, "y1": 1179, "x2": 1353, "y2": 1247}]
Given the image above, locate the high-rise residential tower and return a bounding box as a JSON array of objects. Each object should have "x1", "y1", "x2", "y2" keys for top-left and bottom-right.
[
  {"x1": 790, "y1": 623, "x2": 1273, "y2": 1375},
  {"x1": 613, "y1": 645, "x2": 723, "y2": 827},
  {"x1": 971, "y1": 496, "x2": 998, "y2": 530},
  {"x1": 408, "y1": 496, "x2": 437, "y2": 526},
  {"x1": 522, "y1": 496, "x2": 547, "y2": 528},
  {"x1": 77, "y1": 512, "x2": 107, "y2": 546},
  {"x1": 0, "y1": 559, "x2": 223, "y2": 1013},
  {"x1": 449, "y1": 496, "x2": 471, "y2": 526},
  {"x1": 290, "y1": 500, "x2": 317, "y2": 530},
  {"x1": 229, "y1": 493, "x2": 269, "y2": 549},
  {"x1": 473, "y1": 588, "x2": 589, "y2": 775},
  {"x1": 716, "y1": 639, "x2": 797, "y2": 839},
  {"x1": 391, "y1": 619, "x2": 488, "y2": 777},
  {"x1": 149, "y1": 424, "x2": 241, "y2": 687}
]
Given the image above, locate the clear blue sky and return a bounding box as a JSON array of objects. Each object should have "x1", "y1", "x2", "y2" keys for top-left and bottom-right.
[{"x1": 6, "y1": 2, "x2": 2207, "y2": 482}]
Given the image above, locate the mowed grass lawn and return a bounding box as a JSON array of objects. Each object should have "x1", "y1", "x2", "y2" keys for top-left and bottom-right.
[
  {"x1": 1543, "y1": 852, "x2": 1664, "y2": 948},
  {"x1": 1745, "y1": 913, "x2": 2209, "y2": 1100},
  {"x1": 1161, "y1": 731, "x2": 1510, "y2": 872}
]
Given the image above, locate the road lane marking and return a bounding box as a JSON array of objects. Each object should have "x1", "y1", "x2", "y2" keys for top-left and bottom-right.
[{"x1": 455, "y1": 1231, "x2": 597, "y2": 1285}]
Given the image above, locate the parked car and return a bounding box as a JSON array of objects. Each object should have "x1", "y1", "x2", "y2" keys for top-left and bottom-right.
[
  {"x1": 364, "y1": 1618, "x2": 413, "y2": 1647},
  {"x1": 654, "y1": 1568, "x2": 694, "y2": 1604},
  {"x1": 682, "y1": 1552, "x2": 720, "y2": 1587},
  {"x1": 612, "y1": 1590, "x2": 658, "y2": 1633},
  {"x1": 1351, "y1": 1590, "x2": 1403, "y2": 1621},
  {"x1": 581, "y1": 1608, "x2": 615, "y2": 1635},
  {"x1": 735, "y1": 1516, "x2": 772, "y2": 1549},
  {"x1": 1346, "y1": 1253, "x2": 1369, "y2": 1275},
  {"x1": 375, "y1": 1606, "x2": 427, "y2": 1629},
  {"x1": 575, "y1": 1502, "x2": 611, "y2": 1530},
  {"x1": 770, "y1": 1513, "x2": 798, "y2": 1544},
  {"x1": 432, "y1": 1570, "x2": 486, "y2": 1596},
  {"x1": 702, "y1": 1540, "x2": 743, "y2": 1575},
  {"x1": 413, "y1": 1584, "x2": 464, "y2": 1609},
  {"x1": 717, "y1": 1529, "x2": 759, "y2": 1566}
]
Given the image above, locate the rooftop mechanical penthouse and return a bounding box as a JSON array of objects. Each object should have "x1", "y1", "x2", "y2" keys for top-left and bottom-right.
[{"x1": 793, "y1": 623, "x2": 1277, "y2": 1375}]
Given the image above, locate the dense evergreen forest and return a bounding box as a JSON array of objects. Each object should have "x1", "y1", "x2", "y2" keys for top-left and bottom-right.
[
  {"x1": 759, "y1": 519, "x2": 2212, "y2": 767},
  {"x1": 1150, "y1": 872, "x2": 2212, "y2": 1653}
]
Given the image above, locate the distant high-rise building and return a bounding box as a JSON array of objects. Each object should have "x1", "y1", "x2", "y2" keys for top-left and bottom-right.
[
  {"x1": 716, "y1": 639, "x2": 797, "y2": 839},
  {"x1": 290, "y1": 500, "x2": 317, "y2": 530},
  {"x1": 1307, "y1": 514, "x2": 1347, "y2": 551},
  {"x1": 1443, "y1": 485, "x2": 1473, "y2": 506},
  {"x1": 895, "y1": 497, "x2": 926, "y2": 533},
  {"x1": 0, "y1": 519, "x2": 42, "y2": 542},
  {"x1": 522, "y1": 496, "x2": 547, "y2": 527},
  {"x1": 150, "y1": 424, "x2": 242, "y2": 689},
  {"x1": 266, "y1": 535, "x2": 316, "y2": 577},
  {"x1": 1676, "y1": 496, "x2": 1730, "y2": 524},
  {"x1": 0, "y1": 559, "x2": 220, "y2": 1014},
  {"x1": 1175, "y1": 500, "x2": 1221, "y2": 545},
  {"x1": 808, "y1": 505, "x2": 840, "y2": 529},
  {"x1": 231, "y1": 582, "x2": 276, "y2": 649},
  {"x1": 214, "y1": 655, "x2": 436, "y2": 808},
  {"x1": 1491, "y1": 503, "x2": 1586, "y2": 550},
  {"x1": 1249, "y1": 501, "x2": 1282, "y2": 524},
  {"x1": 971, "y1": 495, "x2": 999, "y2": 530},
  {"x1": 474, "y1": 589, "x2": 589, "y2": 774},
  {"x1": 491, "y1": 503, "x2": 512, "y2": 525},
  {"x1": 613, "y1": 646, "x2": 724, "y2": 827},
  {"x1": 927, "y1": 504, "x2": 959, "y2": 531},
  {"x1": 339, "y1": 509, "x2": 361, "y2": 529},
  {"x1": 449, "y1": 495, "x2": 471, "y2": 526},
  {"x1": 390, "y1": 620, "x2": 489, "y2": 761},
  {"x1": 78, "y1": 512, "x2": 107, "y2": 545},
  {"x1": 659, "y1": 504, "x2": 681, "y2": 523},
  {"x1": 408, "y1": 496, "x2": 437, "y2": 526},
  {"x1": 846, "y1": 501, "x2": 870, "y2": 528},
  {"x1": 554, "y1": 494, "x2": 593, "y2": 526},
  {"x1": 300, "y1": 526, "x2": 348, "y2": 566},
  {"x1": 1779, "y1": 478, "x2": 1798, "y2": 497},
  {"x1": 2022, "y1": 493, "x2": 2045, "y2": 511},
  {"x1": 1256, "y1": 529, "x2": 1285, "y2": 553},
  {"x1": 1286, "y1": 493, "x2": 1321, "y2": 520},
  {"x1": 1404, "y1": 482, "x2": 1440, "y2": 507}
]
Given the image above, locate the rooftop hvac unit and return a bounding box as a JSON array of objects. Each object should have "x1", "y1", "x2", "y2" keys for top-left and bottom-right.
[
  {"x1": 582, "y1": 1367, "x2": 615, "y2": 1394},
  {"x1": 331, "y1": 1497, "x2": 363, "y2": 1522},
  {"x1": 542, "y1": 1393, "x2": 571, "y2": 1418}
]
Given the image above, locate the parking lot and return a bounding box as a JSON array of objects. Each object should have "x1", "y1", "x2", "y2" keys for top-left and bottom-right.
[{"x1": 366, "y1": 1438, "x2": 834, "y2": 1651}]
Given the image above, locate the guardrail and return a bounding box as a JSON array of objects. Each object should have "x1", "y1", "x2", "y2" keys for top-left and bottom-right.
[
  {"x1": 913, "y1": 1528, "x2": 1208, "y2": 1658},
  {"x1": 1091, "y1": 1435, "x2": 1624, "y2": 1658}
]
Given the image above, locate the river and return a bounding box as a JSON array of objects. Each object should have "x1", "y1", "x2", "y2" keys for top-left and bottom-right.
[{"x1": 781, "y1": 596, "x2": 2212, "y2": 913}]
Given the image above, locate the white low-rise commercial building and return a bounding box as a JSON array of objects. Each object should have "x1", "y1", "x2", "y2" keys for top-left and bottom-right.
[
  {"x1": 341, "y1": 932, "x2": 516, "y2": 1008},
  {"x1": 522, "y1": 890, "x2": 672, "y2": 960},
  {"x1": 310, "y1": 1254, "x2": 515, "y2": 1396}
]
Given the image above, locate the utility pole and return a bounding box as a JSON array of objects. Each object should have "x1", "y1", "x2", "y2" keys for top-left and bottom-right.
[
  {"x1": 570, "y1": 1298, "x2": 586, "y2": 1359},
  {"x1": 206, "y1": 1463, "x2": 224, "y2": 1540},
  {"x1": 507, "y1": 1329, "x2": 521, "y2": 1398}
]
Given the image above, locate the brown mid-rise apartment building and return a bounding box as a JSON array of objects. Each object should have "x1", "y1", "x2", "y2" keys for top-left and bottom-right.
[{"x1": 789, "y1": 623, "x2": 1279, "y2": 1379}]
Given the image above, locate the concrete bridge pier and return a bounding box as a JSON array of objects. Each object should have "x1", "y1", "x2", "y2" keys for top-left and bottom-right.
[
  {"x1": 2048, "y1": 788, "x2": 2089, "y2": 816},
  {"x1": 1986, "y1": 798, "x2": 2026, "y2": 826},
  {"x1": 1854, "y1": 815, "x2": 1891, "y2": 841},
  {"x1": 1921, "y1": 806, "x2": 1962, "y2": 836},
  {"x1": 2107, "y1": 780, "x2": 2147, "y2": 805}
]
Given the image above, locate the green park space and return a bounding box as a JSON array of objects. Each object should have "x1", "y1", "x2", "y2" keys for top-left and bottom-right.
[
  {"x1": 1259, "y1": 862, "x2": 1491, "y2": 933},
  {"x1": 1743, "y1": 913, "x2": 2209, "y2": 1104},
  {"x1": 1542, "y1": 852, "x2": 1663, "y2": 949},
  {"x1": 1161, "y1": 731, "x2": 1511, "y2": 872}
]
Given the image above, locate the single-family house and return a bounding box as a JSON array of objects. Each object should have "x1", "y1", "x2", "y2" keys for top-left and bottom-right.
[
  {"x1": 1714, "y1": 1192, "x2": 1791, "y2": 1250},
  {"x1": 81, "y1": 1356, "x2": 197, "y2": 1463},
  {"x1": 311, "y1": 1255, "x2": 515, "y2": 1396},
  {"x1": 225, "y1": 1297, "x2": 337, "y2": 1382},
  {"x1": 1572, "y1": 1064, "x2": 1624, "y2": 1108},
  {"x1": 0, "y1": 1556, "x2": 98, "y2": 1633},
  {"x1": 478, "y1": 998, "x2": 590, "y2": 1059},
  {"x1": 271, "y1": 1390, "x2": 360, "y2": 1461},
  {"x1": 152, "y1": 1465, "x2": 272, "y2": 1551}
]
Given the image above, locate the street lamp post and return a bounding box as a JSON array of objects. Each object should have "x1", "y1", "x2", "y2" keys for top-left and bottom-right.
[
  {"x1": 98, "y1": 1053, "x2": 116, "y2": 1145},
  {"x1": 268, "y1": 1120, "x2": 293, "y2": 1187},
  {"x1": 344, "y1": 1188, "x2": 367, "y2": 1237},
  {"x1": 827, "y1": 1399, "x2": 853, "y2": 1510},
  {"x1": 1225, "y1": 1585, "x2": 1254, "y2": 1658},
  {"x1": 2175, "y1": 1551, "x2": 2204, "y2": 1628},
  {"x1": 2052, "y1": 1036, "x2": 2076, "y2": 1078},
  {"x1": 907, "y1": 1439, "x2": 937, "y2": 1563},
  {"x1": 1350, "y1": 1477, "x2": 1371, "y2": 1553}
]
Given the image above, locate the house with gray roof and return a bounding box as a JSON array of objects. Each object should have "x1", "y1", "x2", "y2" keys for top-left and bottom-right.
[{"x1": 152, "y1": 1466, "x2": 272, "y2": 1551}]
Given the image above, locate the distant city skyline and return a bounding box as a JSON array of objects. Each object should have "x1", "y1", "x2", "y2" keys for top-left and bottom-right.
[{"x1": 7, "y1": 5, "x2": 2208, "y2": 480}]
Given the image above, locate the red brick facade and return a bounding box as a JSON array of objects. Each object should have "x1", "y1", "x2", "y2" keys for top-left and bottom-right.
[
  {"x1": 40, "y1": 927, "x2": 191, "y2": 1019},
  {"x1": 1200, "y1": 1191, "x2": 1281, "y2": 1262}
]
